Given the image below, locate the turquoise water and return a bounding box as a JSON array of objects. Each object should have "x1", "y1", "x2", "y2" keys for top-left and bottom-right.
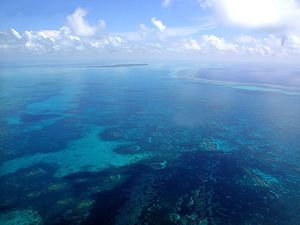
[{"x1": 0, "y1": 63, "x2": 300, "y2": 224}]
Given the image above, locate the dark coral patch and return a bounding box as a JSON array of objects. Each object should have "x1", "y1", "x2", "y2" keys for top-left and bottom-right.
[
  {"x1": 98, "y1": 128, "x2": 126, "y2": 141},
  {"x1": 21, "y1": 113, "x2": 60, "y2": 123}
]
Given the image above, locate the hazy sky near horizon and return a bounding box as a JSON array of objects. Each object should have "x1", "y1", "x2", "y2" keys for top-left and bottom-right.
[{"x1": 1, "y1": 0, "x2": 300, "y2": 60}]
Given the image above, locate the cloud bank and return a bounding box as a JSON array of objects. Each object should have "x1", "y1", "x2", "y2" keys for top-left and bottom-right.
[{"x1": 1, "y1": 5, "x2": 300, "y2": 60}]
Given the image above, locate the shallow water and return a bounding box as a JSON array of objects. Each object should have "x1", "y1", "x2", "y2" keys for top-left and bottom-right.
[{"x1": 0, "y1": 63, "x2": 300, "y2": 225}]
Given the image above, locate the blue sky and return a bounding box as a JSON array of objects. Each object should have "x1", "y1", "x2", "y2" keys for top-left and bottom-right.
[
  {"x1": 0, "y1": 1, "x2": 209, "y2": 31},
  {"x1": 1, "y1": 0, "x2": 300, "y2": 60}
]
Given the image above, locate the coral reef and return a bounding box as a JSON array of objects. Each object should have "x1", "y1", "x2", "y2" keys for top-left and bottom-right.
[
  {"x1": 169, "y1": 213, "x2": 181, "y2": 223},
  {"x1": 47, "y1": 183, "x2": 66, "y2": 191},
  {"x1": 0, "y1": 209, "x2": 43, "y2": 225},
  {"x1": 150, "y1": 160, "x2": 168, "y2": 170},
  {"x1": 77, "y1": 199, "x2": 95, "y2": 210},
  {"x1": 245, "y1": 168, "x2": 279, "y2": 188},
  {"x1": 56, "y1": 198, "x2": 73, "y2": 207}
]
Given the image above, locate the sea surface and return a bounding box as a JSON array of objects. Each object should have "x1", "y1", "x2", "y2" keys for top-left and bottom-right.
[{"x1": 0, "y1": 62, "x2": 300, "y2": 225}]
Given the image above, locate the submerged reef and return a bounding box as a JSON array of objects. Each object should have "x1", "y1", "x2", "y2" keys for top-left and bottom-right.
[
  {"x1": 0, "y1": 127, "x2": 148, "y2": 177},
  {"x1": 99, "y1": 128, "x2": 126, "y2": 141},
  {"x1": 168, "y1": 188, "x2": 220, "y2": 225},
  {"x1": 113, "y1": 145, "x2": 141, "y2": 154},
  {"x1": 244, "y1": 168, "x2": 279, "y2": 188},
  {"x1": 150, "y1": 160, "x2": 168, "y2": 170},
  {"x1": 169, "y1": 213, "x2": 181, "y2": 223},
  {"x1": 0, "y1": 209, "x2": 43, "y2": 225},
  {"x1": 200, "y1": 139, "x2": 234, "y2": 153}
]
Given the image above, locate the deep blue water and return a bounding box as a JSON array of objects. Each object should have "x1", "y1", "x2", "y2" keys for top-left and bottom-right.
[{"x1": 0, "y1": 63, "x2": 300, "y2": 225}]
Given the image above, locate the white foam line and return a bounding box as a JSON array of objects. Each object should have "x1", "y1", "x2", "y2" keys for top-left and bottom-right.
[{"x1": 171, "y1": 71, "x2": 300, "y2": 96}]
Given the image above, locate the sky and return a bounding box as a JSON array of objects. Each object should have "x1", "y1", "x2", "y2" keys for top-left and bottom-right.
[{"x1": 1, "y1": 0, "x2": 300, "y2": 61}]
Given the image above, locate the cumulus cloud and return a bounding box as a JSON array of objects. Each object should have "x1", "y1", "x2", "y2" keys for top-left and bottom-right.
[
  {"x1": 37, "y1": 30, "x2": 60, "y2": 42},
  {"x1": 66, "y1": 7, "x2": 105, "y2": 37},
  {"x1": 0, "y1": 29, "x2": 23, "y2": 50},
  {"x1": 202, "y1": 34, "x2": 237, "y2": 51},
  {"x1": 183, "y1": 39, "x2": 202, "y2": 50},
  {"x1": 10, "y1": 28, "x2": 22, "y2": 39},
  {"x1": 236, "y1": 34, "x2": 284, "y2": 55},
  {"x1": 151, "y1": 18, "x2": 167, "y2": 32},
  {"x1": 0, "y1": 7, "x2": 123, "y2": 55},
  {"x1": 180, "y1": 35, "x2": 237, "y2": 53},
  {"x1": 0, "y1": 28, "x2": 124, "y2": 54},
  {"x1": 90, "y1": 36, "x2": 123, "y2": 48}
]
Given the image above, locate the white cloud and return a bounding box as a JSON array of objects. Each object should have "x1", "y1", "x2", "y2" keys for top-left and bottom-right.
[
  {"x1": 183, "y1": 39, "x2": 202, "y2": 50},
  {"x1": 284, "y1": 35, "x2": 300, "y2": 54},
  {"x1": 138, "y1": 24, "x2": 151, "y2": 39},
  {"x1": 121, "y1": 24, "x2": 207, "y2": 42},
  {"x1": 90, "y1": 36, "x2": 123, "y2": 48},
  {"x1": 0, "y1": 29, "x2": 21, "y2": 43},
  {"x1": 202, "y1": 0, "x2": 300, "y2": 31},
  {"x1": 151, "y1": 18, "x2": 167, "y2": 32},
  {"x1": 176, "y1": 34, "x2": 292, "y2": 56},
  {"x1": 202, "y1": 34, "x2": 237, "y2": 51},
  {"x1": 0, "y1": 29, "x2": 24, "y2": 50},
  {"x1": 66, "y1": 7, "x2": 105, "y2": 37},
  {"x1": 21, "y1": 30, "x2": 59, "y2": 53},
  {"x1": 0, "y1": 28, "x2": 124, "y2": 54},
  {"x1": 162, "y1": 0, "x2": 173, "y2": 7},
  {"x1": 10, "y1": 28, "x2": 22, "y2": 39},
  {"x1": 179, "y1": 35, "x2": 237, "y2": 53},
  {"x1": 37, "y1": 30, "x2": 60, "y2": 42},
  {"x1": 236, "y1": 34, "x2": 285, "y2": 56}
]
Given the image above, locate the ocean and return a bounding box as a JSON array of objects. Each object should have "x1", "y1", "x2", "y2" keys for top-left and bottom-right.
[{"x1": 0, "y1": 62, "x2": 300, "y2": 225}]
